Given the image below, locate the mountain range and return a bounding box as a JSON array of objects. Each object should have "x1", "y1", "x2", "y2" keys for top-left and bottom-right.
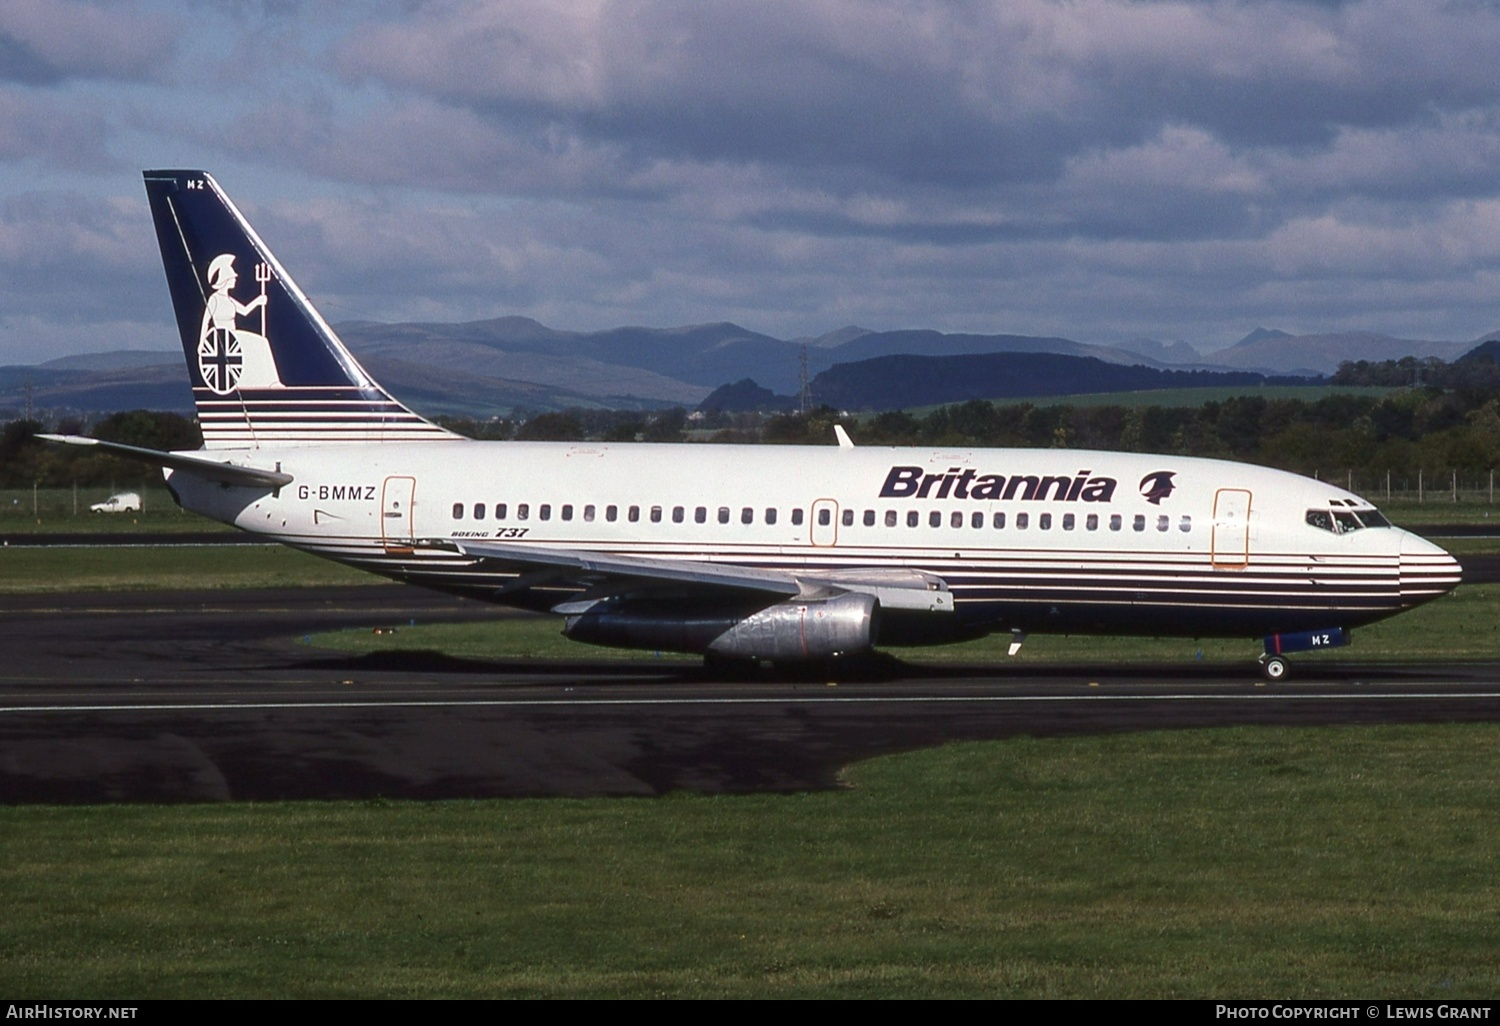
[{"x1": 2, "y1": 320, "x2": 1494, "y2": 419}]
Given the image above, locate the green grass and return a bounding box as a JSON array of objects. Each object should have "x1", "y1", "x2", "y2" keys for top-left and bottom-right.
[
  {"x1": 0, "y1": 487, "x2": 230, "y2": 533},
  {"x1": 0, "y1": 544, "x2": 375, "y2": 592},
  {"x1": 3, "y1": 725, "x2": 1497, "y2": 997},
  {"x1": 310, "y1": 581, "x2": 1493, "y2": 668},
  {"x1": 314, "y1": 616, "x2": 696, "y2": 662}
]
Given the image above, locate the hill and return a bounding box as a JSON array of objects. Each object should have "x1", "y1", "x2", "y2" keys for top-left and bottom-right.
[{"x1": 808, "y1": 352, "x2": 1281, "y2": 411}]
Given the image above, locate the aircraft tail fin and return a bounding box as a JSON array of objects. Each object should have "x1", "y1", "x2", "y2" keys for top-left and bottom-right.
[{"x1": 142, "y1": 170, "x2": 459, "y2": 449}]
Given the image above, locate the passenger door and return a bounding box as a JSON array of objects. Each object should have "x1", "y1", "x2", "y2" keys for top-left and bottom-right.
[{"x1": 1211, "y1": 488, "x2": 1252, "y2": 568}]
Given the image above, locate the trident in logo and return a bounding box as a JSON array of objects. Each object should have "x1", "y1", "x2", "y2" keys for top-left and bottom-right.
[{"x1": 255, "y1": 261, "x2": 270, "y2": 336}]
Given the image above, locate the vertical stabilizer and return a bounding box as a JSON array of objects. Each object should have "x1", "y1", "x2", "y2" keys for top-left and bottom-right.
[{"x1": 143, "y1": 170, "x2": 458, "y2": 449}]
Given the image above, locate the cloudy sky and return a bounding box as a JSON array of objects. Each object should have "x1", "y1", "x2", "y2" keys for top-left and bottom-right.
[{"x1": 4, "y1": 0, "x2": 1500, "y2": 366}]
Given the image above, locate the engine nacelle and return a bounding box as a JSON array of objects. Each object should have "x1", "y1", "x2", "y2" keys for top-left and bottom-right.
[
  {"x1": 706, "y1": 593, "x2": 879, "y2": 660},
  {"x1": 563, "y1": 592, "x2": 880, "y2": 661}
]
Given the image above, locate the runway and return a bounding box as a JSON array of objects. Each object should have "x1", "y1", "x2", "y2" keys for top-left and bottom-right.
[{"x1": 3, "y1": 584, "x2": 1499, "y2": 803}]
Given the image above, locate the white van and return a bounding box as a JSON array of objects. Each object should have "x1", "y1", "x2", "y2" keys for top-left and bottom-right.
[{"x1": 90, "y1": 492, "x2": 142, "y2": 513}]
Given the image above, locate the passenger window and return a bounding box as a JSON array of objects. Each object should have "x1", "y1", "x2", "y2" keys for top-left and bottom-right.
[
  {"x1": 452, "y1": 502, "x2": 464, "y2": 520},
  {"x1": 950, "y1": 511, "x2": 963, "y2": 528},
  {"x1": 972, "y1": 511, "x2": 984, "y2": 529},
  {"x1": 1062, "y1": 513, "x2": 1074, "y2": 530},
  {"x1": 885, "y1": 510, "x2": 897, "y2": 527},
  {"x1": 765, "y1": 508, "x2": 777, "y2": 525},
  {"x1": 474, "y1": 503, "x2": 486, "y2": 520},
  {"x1": 841, "y1": 509, "x2": 853, "y2": 527},
  {"x1": 863, "y1": 509, "x2": 875, "y2": 527},
  {"x1": 1016, "y1": 512, "x2": 1029, "y2": 529},
  {"x1": 628, "y1": 506, "x2": 640, "y2": 523},
  {"x1": 1109, "y1": 514, "x2": 1121, "y2": 531},
  {"x1": 1305, "y1": 510, "x2": 1334, "y2": 532},
  {"x1": 907, "y1": 510, "x2": 919, "y2": 527},
  {"x1": 496, "y1": 503, "x2": 507, "y2": 520},
  {"x1": 719, "y1": 507, "x2": 730, "y2": 524},
  {"x1": 819, "y1": 509, "x2": 832, "y2": 526},
  {"x1": 1156, "y1": 515, "x2": 1169, "y2": 532},
  {"x1": 605, "y1": 505, "x2": 617, "y2": 522},
  {"x1": 695, "y1": 506, "x2": 707, "y2": 524},
  {"x1": 929, "y1": 511, "x2": 941, "y2": 528},
  {"x1": 1086, "y1": 513, "x2": 1097, "y2": 531},
  {"x1": 993, "y1": 512, "x2": 1006, "y2": 529},
  {"x1": 743, "y1": 507, "x2": 755, "y2": 524},
  {"x1": 1039, "y1": 513, "x2": 1052, "y2": 530},
  {"x1": 561, "y1": 504, "x2": 573, "y2": 521},
  {"x1": 1178, "y1": 515, "x2": 1191, "y2": 532},
  {"x1": 1133, "y1": 514, "x2": 1145, "y2": 532},
  {"x1": 518, "y1": 503, "x2": 530, "y2": 520},
  {"x1": 792, "y1": 509, "x2": 805, "y2": 526},
  {"x1": 540, "y1": 504, "x2": 552, "y2": 521},
  {"x1": 583, "y1": 504, "x2": 595, "y2": 522},
  {"x1": 672, "y1": 506, "x2": 684, "y2": 523},
  {"x1": 650, "y1": 506, "x2": 662, "y2": 523}
]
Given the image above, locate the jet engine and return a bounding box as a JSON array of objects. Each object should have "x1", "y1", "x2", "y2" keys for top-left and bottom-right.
[{"x1": 562, "y1": 592, "x2": 879, "y2": 661}]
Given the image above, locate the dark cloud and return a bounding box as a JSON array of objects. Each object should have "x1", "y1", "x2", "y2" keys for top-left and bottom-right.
[
  {"x1": 0, "y1": 0, "x2": 179, "y2": 85},
  {"x1": 9, "y1": 1, "x2": 1500, "y2": 363},
  {"x1": 0, "y1": 88, "x2": 116, "y2": 169},
  {"x1": 0, "y1": 31, "x2": 63, "y2": 85}
]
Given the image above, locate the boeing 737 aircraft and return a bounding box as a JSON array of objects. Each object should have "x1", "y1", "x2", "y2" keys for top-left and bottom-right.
[{"x1": 43, "y1": 171, "x2": 1462, "y2": 679}]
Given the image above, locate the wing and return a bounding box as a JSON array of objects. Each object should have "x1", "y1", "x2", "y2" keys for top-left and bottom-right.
[{"x1": 451, "y1": 540, "x2": 953, "y2": 614}]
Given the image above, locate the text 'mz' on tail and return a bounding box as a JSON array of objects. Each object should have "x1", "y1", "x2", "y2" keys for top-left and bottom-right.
[{"x1": 143, "y1": 170, "x2": 458, "y2": 449}]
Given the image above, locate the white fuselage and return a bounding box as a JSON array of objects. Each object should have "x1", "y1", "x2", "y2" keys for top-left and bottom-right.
[{"x1": 166, "y1": 439, "x2": 1460, "y2": 642}]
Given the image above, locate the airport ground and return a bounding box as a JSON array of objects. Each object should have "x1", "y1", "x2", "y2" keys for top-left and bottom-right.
[{"x1": 2, "y1": 532, "x2": 1499, "y2": 997}]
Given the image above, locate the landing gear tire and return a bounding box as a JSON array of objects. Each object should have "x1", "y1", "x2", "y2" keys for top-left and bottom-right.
[{"x1": 1259, "y1": 655, "x2": 1290, "y2": 682}]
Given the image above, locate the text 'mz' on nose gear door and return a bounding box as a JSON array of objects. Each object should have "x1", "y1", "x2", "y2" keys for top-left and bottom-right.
[
  {"x1": 382, "y1": 476, "x2": 416, "y2": 553},
  {"x1": 1211, "y1": 488, "x2": 1252, "y2": 568}
]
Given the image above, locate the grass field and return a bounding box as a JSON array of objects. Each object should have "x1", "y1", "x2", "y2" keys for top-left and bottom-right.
[
  {"x1": 0, "y1": 544, "x2": 374, "y2": 592},
  {"x1": 306, "y1": 582, "x2": 1491, "y2": 667},
  {"x1": 3, "y1": 726, "x2": 1497, "y2": 998},
  {"x1": 0, "y1": 487, "x2": 228, "y2": 533},
  {"x1": 3, "y1": 535, "x2": 1498, "y2": 997}
]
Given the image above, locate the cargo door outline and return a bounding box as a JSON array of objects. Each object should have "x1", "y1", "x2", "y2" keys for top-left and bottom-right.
[
  {"x1": 810, "y1": 498, "x2": 839, "y2": 547},
  {"x1": 1211, "y1": 488, "x2": 1252, "y2": 568},
  {"x1": 382, "y1": 475, "x2": 416, "y2": 553}
]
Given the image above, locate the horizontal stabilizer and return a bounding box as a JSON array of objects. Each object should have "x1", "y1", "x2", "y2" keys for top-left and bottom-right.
[{"x1": 37, "y1": 434, "x2": 293, "y2": 489}]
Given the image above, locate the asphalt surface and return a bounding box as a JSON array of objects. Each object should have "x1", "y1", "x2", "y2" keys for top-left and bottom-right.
[{"x1": 3, "y1": 581, "x2": 1500, "y2": 803}]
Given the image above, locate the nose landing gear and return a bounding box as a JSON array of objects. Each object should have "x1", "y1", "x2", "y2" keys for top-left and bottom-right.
[{"x1": 1258, "y1": 654, "x2": 1290, "y2": 682}]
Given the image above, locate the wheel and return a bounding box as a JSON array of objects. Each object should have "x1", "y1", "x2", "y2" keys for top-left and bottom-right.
[{"x1": 1260, "y1": 655, "x2": 1290, "y2": 682}]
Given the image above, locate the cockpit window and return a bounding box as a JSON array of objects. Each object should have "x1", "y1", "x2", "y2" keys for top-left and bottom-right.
[
  {"x1": 1308, "y1": 507, "x2": 1391, "y2": 533},
  {"x1": 1333, "y1": 511, "x2": 1362, "y2": 533},
  {"x1": 1306, "y1": 510, "x2": 1334, "y2": 532}
]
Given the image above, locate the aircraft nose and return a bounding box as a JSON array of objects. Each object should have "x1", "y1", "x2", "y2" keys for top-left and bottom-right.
[{"x1": 1398, "y1": 530, "x2": 1462, "y2": 603}]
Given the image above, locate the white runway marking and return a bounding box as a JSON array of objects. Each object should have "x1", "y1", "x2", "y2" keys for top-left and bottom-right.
[{"x1": 5, "y1": 689, "x2": 1500, "y2": 714}]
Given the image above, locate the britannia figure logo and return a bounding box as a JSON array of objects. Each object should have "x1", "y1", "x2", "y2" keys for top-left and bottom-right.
[
  {"x1": 197, "y1": 253, "x2": 283, "y2": 394},
  {"x1": 1139, "y1": 470, "x2": 1177, "y2": 505}
]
